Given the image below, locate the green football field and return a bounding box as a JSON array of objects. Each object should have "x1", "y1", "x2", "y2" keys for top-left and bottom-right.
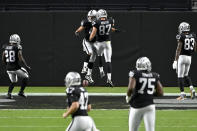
[
  {"x1": 0, "y1": 109, "x2": 197, "y2": 131},
  {"x1": 0, "y1": 86, "x2": 194, "y2": 93}
]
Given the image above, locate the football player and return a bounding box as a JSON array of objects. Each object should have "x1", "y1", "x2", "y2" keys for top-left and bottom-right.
[
  {"x1": 2, "y1": 34, "x2": 31, "y2": 99},
  {"x1": 63, "y1": 72, "x2": 99, "y2": 131},
  {"x1": 75, "y1": 10, "x2": 105, "y2": 80},
  {"x1": 172, "y1": 22, "x2": 196, "y2": 100},
  {"x1": 89, "y1": 9, "x2": 116, "y2": 87},
  {"x1": 126, "y1": 57, "x2": 163, "y2": 131}
]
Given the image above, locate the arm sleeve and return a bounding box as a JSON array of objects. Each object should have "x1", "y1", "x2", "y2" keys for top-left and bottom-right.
[{"x1": 129, "y1": 70, "x2": 137, "y2": 79}]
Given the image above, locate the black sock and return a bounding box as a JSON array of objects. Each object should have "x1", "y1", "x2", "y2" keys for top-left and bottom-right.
[
  {"x1": 106, "y1": 62, "x2": 112, "y2": 73},
  {"x1": 184, "y1": 76, "x2": 192, "y2": 87},
  {"x1": 88, "y1": 62, "x2": 94, "y2": 69},
  {"x1": 85, "y1": 54, "x2": 90, "y2": 63},
  {"x1": 8, "y1": 83, "x2": 15, "y2": 94},
  {"x1": 98, "y1": 56, "x2": 103, "y2": 67},
  {"x1": 178, "y1": 78, "x2": 184, "y2": 92},
  {"x1": 19, "y1": 78, "x2": 28, "y2": 93}
]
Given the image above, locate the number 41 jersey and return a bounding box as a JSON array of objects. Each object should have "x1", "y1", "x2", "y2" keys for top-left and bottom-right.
[
  {"x1": 2, "y1": 44, "x2": 22, "y2": 71},
  {"x1": 129, "y1": 70, "x2": 160, "y2": 108},
  {"x1": 66, "y1": 86, "x2": 89, "y2": 118},
  {"x1": 176, "y1": 32, "x2": 196, "y2": 56}
]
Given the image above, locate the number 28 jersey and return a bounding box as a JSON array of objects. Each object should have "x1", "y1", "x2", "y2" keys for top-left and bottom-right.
[
  {"x1": 92, "y1": 17, "x2": 114, "y2": 42},
  {"x1": 66, "y1": 86, "x2": 89, "y2": 118},
  {"x1": 2, "y1": 44, "x2": 22, "y2": 71},
  {"x1": 129, "y1": 70, "x2": 160, "y2": 108},
  {"x1": 176, "y1": 32, "x2": 196, "y2": 56}
]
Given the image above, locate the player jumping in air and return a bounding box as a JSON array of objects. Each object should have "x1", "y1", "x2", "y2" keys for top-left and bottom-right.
[{"x1": 173, "y1": 22, "x2": 196, "y2": 100}]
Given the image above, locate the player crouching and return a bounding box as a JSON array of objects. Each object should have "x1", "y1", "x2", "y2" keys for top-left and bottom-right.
[{"x1": 63, "y1": 72, "x2": 99, "y2": 131}]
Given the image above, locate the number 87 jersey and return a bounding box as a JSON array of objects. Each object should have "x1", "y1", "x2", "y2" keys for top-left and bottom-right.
[
  {"x1": 176, "y1": 32, "x2": 196, "y2": 56},
  {"x1": 128, "y1": 70, "x2": 160, "y2": 108}
]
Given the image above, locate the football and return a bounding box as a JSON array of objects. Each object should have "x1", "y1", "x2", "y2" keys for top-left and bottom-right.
[{"x1": 82, "y1": 79, "x2": 89, "y2": 87}]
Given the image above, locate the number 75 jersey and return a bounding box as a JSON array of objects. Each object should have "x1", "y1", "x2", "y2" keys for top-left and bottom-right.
[
  {"x1": 66, "y1": 86, "x2": 89, "y2": 118},
  {"x1": 176, "y1": 32, "x2": 196, "y2": 56},
  {"x1": 128, "y1": 70, "x2": 160, "y2": 108}
]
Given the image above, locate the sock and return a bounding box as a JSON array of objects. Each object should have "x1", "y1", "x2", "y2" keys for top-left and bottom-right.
[
  {"x1": 106, "y1": 62, "x2": 112, "y2": 73},
  {"x1": 19, "y1": 78, "x2": 28, "y2": 93},
  {"x1": 107, "y1": 73, "x2": 111, "y2": 81},
  {"x1": 98, "y1": 56, "x2": 103, "y2": 67},
  {"x1": 85, "y1": 55, "x2": 90, "y2": 63},
  {"x1": 178, "y1": 78, "x2": 184, "y2": 92},
  {"x1": 87, "y1": 62, "x2": 94, "y2": 75},
  {"x1": 184, "y1": 76, "x2": 193, "y2": 87},
  {"x1": 8, "y1": 83, "x2": 15, "y2": 94},
  {"x1": 99, "y1": 67, "x2": 104, "y2": 72}
]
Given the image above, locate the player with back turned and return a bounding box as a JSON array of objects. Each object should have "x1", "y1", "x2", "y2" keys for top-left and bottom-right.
[
  {"x1": 172, "y1": 22, "x2": 196, "y2": 100},
  {"x1": 62, "y1": 72, "x2": 99, "y2": 131},
  {"x1": 126, "y1": 57, "x2": 163, "y2": 131},
  {"x1": 2, "y1": 34, "x2": 31, "y2": 99}
]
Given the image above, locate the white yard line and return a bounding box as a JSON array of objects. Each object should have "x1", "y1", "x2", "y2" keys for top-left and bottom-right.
[{"x1": 0, "y1": 93, "x2": 194, "y2": 96}]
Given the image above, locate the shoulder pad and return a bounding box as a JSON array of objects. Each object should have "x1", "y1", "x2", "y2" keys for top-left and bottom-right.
[
  {"x1": 18, "y1": 45, "x2": 22, "y2": 50},
  {"x1": 92, "y1": 21, "x2": 96, "y2": 26},
  {"x1": 176, "y1": 34, "x2": 181, "y2": 40},
  {"x1": 81, "y1": 19, "x2": 87, "y2": 26}
]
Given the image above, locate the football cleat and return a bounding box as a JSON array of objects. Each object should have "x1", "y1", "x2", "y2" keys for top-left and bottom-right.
[
  {"x1": 85, "y1": 75, "x2": 94, "y2": 84},
  {"x1": 190, "y1": 89, "x2": 195, "y2": 99},
  {"x1": 81, "y1": 67, "x2": 88, "y2": 74},
  {"x1": 107, "y1": 79, "x2": 114, "y2": 87},
  {"x1": 18, "y1": 92, "x2": 27, "y2": 98},
  {"x1": 6, "y1": 93, "x2": 13, "y2": 99},
  {"x1": 100, "y1": 71, "x2": 105, "y2": 78},
  {"x1": 176, "y1": 93, "x2": 186, "y2": 100}
]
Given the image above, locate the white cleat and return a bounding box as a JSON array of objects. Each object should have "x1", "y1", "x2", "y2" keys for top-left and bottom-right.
[
  {"x1": 81, "y1": 67, "x2": 88, "y2": 74},
  {"x1": 85, "y1": 75, "x2": 94, "y2": 84},
  {"x1": 190, "y1": 89, "x2": 196, "y2": 99}
]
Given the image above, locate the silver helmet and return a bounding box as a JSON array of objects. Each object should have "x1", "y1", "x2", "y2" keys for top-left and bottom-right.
[
  {"x1": 64, "y1": 72, "x2": 81, "y2": 88},
  {"x1": 178, "y1": 22, "x2": 190, "y2": 34},
  {"x1": 97, "y1": 9, "x2": 107, "y2": 19},
  {"x1": 87, "y1": 10, "x2": 97, "y2": 22},
  {"x1": 9, "y1": 34, "x2": 21, "y2": 44},
  {"x1": 136, "y1": 57, "x2": 152, "y2": 72}
]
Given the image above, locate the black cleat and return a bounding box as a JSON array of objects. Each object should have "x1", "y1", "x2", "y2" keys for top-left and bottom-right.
[
  {"x1": 6, "y1": 93, "x2": 13, "y2": 99},
  {"x1": 18, "y1": 92, "x2": 27, "y2": 98},
  {"x1": 107, "y1": 79, "x2": 114, "y2": 88}
]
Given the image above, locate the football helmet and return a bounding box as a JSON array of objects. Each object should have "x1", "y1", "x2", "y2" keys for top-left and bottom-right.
[
  {"x1": 64, "y1": 72, "x2": 81, "y2": 88},
  {"x1": 178, "y1": 22, "x2": 190, "y2": 34},
  {"x1": 136, "y1": 57, "x2": 152, "y2": 72},
  {"x1": 87, "y1": 10, "x2": 97, "y2": 22},
  {"x1": 97, "y1": 9, "x2": 107, "y2": 19},
  {"x1": 9, "y1": 34, "x2": 21, "y2": 44}
]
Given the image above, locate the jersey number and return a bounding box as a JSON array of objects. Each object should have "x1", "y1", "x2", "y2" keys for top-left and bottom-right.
[
  {"x1": 79, "y1": 91, "x2": 88, "y2": 110},
  {"x1": 99, "y1": 24, "x2": 111, "y2": 35},
  {"x1": 184, "y1": 38, "x2": 195, "y2": 50},
  {"x1": 138, "y1": 78, "x2": 156, "y2": 95},
  {"x1": 5, "y1": 50, "x2": 16, "y2": 62}
]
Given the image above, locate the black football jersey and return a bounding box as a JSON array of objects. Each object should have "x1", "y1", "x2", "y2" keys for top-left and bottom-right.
[
  {"x1": 128, "y1": 70, "x2": 160, "y2": 108},
  {"x1": 81, "y1": 19, "x2": 96, "y2": 42},
  {"x1": 92, "y1": 17, "x2": 114, "y2": 42},
  {"x1": 66, "y1": 86, "x2": 89, "y2": 118},
  {"x1": 176, "y1": 32, "x2": 196, "y2": 56},
  {"x1": 2, "y1": 44, "x2": 22, "y2": 71}
]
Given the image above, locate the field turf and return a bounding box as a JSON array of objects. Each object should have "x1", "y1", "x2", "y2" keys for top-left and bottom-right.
[
  {"x1": 0, "y1": 109, "x2": 197, "y2": 131},
  {"x1": 0, "y1": 86, "x2": 194, "y2": 93}
]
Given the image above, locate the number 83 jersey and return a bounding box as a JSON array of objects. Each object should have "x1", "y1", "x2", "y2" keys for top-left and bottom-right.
[
  {"x1": 2, "y1": 44, "x2": 22, "y2": 71},
  {"x1": 129, "y1": 70, "x2": 160, "y2": 108},
  {"x1": 66, "y1": 86, "x2": 89, "y2": 118},
  {"x1": 176, "y1": 32, "x2": 196, "y2": 56}
]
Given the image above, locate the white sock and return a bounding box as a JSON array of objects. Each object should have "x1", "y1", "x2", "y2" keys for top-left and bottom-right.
[
  {"x1": 99, "y1": 67, "x2": 104, "y2": 72},
  {"x1": 181, "y1": 92, "x2": 185, "y2": 95},
  {"x1": 87, "y1": 69, "x2": 92, "y2": 75},
  {"x1": 83, "y1": 62, "x2": 88, "y2": 68},
  {"x1": 107, "y1": 73, "x2": 111, "y2": 81}
]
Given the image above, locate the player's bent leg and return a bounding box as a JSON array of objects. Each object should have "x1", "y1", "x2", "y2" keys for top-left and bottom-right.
[
  {"x1": 143, "y1": 105, "x2": 155, "y2": 131},
  {"x1": 6, "y1": 71, "x2": 17, "y2": 99},
  {"x1": 129, "y1": 107, "x2": 143, "y2": 131}
]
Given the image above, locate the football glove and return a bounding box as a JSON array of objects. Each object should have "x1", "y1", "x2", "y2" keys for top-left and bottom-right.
[
  {"x1": 126, "y1": 95, "x2": 131, "y2": 103},
  {"x1": 172, "y1": 61, "x2": 177, "y2": 69}
]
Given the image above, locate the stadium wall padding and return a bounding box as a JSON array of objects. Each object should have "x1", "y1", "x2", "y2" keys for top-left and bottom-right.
[{"x1": 0, "y1": 11, "x2": 197, "y2": 86}]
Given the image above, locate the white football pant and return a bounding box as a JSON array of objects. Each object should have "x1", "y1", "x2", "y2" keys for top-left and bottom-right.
[
  {"x1": 177, "y1": 55, "x2": 191, "y2": 78},
  {"x1": 66, "y1": 116, "x2": 99, "y2": 131},
  {"x1": 94, "y1": 41, "x2": 112, "y2": 62},
  {"x1": 7, "y1": 67, "x2": 29, "y2": 83},
  {"x1": 82, "y1": 39, "x2": 94, "y2": 55},
  {"x1": 129, "y1": 104, "x2": 155, "y2": 131}
]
